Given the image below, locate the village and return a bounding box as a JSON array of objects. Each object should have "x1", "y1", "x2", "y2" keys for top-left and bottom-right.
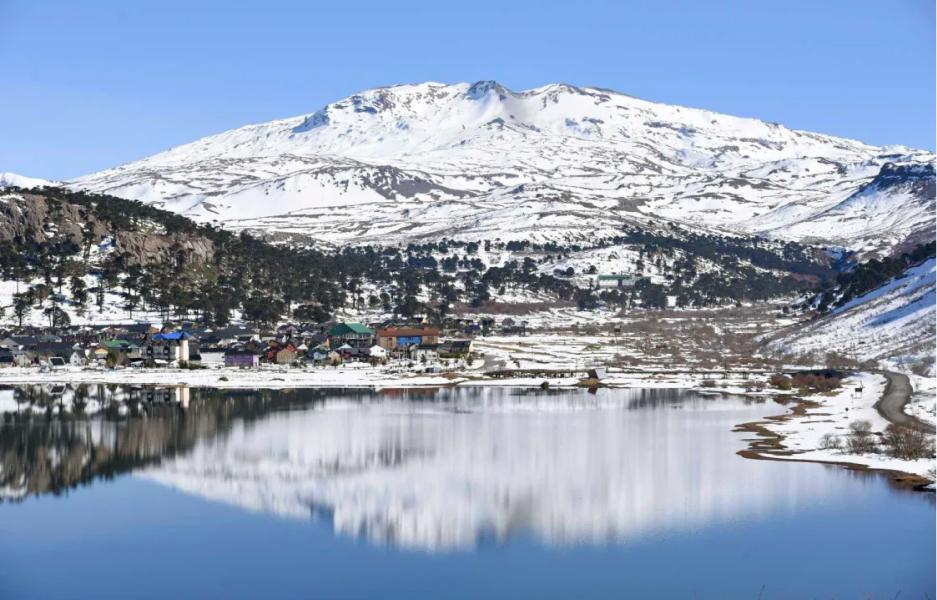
[{"x1": 0, "y1": 317, "x2": 518, "y2": 373}]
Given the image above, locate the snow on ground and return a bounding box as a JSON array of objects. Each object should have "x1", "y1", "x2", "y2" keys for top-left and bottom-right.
[
  {"x1": 0, "y1": 364, "x2": 461, "y2": 391},
  {"x1": 0, "y1": 172, "x2": 56, "y2": 189},
  {"x1": 906, "y1": 374, "x2": 937, "y2": 425},
  {"x1": 755, "y1": 372, "x2": 935, "y2": 479},
  {"x1": 0, "y1": 277, "x2": 169, "y2": 328},
  {"x1": 0, "y1": 362, "x2": 756, "y2": 395},
  {"x1": 69, "y1": 81, "x2": 933, "y2": 252},
  {"x1": 770, "y1": 258, "x2": 936, "y2": 372}
]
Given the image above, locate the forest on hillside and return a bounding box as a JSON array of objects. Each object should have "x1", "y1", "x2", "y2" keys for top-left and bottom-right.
[{"x1": 0, "y1": 186, "x2": 841, "y2": 326}]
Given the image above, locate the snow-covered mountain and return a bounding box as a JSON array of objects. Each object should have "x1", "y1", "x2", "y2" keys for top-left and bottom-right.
[
  {"x1": 0, "y1": 172, "x2": 56, "y2": 190},
  {"x1": 71, "y1": 81, "x2": 934, "y2": 253}
]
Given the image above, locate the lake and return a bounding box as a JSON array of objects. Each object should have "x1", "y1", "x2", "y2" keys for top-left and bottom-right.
[{"x1": 0, "y1": 385, "x2": 933, "y2": 599}]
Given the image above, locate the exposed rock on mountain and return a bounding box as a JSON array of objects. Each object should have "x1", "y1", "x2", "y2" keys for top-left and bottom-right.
[{"x1": 69, "y1": 81, "x2": 934, "y2": 253}]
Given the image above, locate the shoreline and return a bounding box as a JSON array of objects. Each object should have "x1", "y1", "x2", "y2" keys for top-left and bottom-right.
[
  {"x1": 0, "y1": 364, "x2": 763, "y2": 391},
  {"x1": 734, "y1": 374, "x2": 935, "y2": 491},
  {"x1": 735, "y1": 413, "x2": 934, "y2": 492},
  {"x1": 1, "y1": 365, "x2": 932, "y2": 489}
]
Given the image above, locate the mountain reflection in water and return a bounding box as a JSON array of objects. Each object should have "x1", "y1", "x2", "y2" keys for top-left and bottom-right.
[
  {"x1": 1, "y1": 385, "x2": 857, "y2": 551},
  {"x1": 144, "y1": 388, "x2": 853, "y2": 550},
  {"x1": 0, "y1": 386, "x2": 856, "y2": 550}
]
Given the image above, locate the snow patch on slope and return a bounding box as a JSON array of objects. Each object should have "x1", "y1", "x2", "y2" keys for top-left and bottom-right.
[
  {"x1": 69, "y1": 81, "x2": 934, "y2": 252},
  {"x1": 771, "y1": 259, "x2": 936, "y2": 372},
  {"x1": 0, "y1": 172, "x2": 56, "y2": 190}
]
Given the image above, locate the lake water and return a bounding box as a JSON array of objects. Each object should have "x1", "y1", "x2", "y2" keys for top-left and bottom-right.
[{"x1": 0, "y1": 385, "x2": 933, "y2": 599}]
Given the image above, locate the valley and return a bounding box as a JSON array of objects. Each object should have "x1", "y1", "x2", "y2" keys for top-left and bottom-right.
[{"x1": 0, "y1": 81, "x2": 933, "y2": 489}]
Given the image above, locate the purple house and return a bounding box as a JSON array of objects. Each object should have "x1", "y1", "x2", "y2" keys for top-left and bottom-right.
[{"x1": 224, "y1": 349, "x2": 260, "y2": 367}]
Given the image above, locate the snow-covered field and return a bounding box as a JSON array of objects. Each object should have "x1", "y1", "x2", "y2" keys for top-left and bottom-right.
[
  {"x1": 0, "y1": 361, "x2": 757, "y2": 394},
  {"x1": 0, "y1": 363, "x2": 461, "y2": 390},
  {"x1": 907, "y1": 374, "x2": 937, "y2": 424},
  {"x1": 749, "y1": 372, "x2": 935, "y2": 480}
]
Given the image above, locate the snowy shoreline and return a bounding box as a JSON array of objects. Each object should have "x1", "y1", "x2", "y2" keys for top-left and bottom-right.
[
  {"x1": 0, "y1": 362, "x2": 766, "y2": 391},
  {"x1": 1, "y1": 366, "x2": 932, "y2": 485},
  {"x1": 736, "y1": 372, "x2": 935, "y2": 485}
]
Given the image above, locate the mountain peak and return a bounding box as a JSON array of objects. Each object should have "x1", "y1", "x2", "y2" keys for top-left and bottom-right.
[
  {"x1": 465, "y1": 80, "x2": 511, "y2": 100},
  {"x1": 69, "y1": 80, "x2": 934, "y2": 254}
]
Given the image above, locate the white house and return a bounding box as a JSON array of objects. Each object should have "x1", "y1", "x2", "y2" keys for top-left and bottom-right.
[{"x1": 595, "y1": 273, "x2": 638, "y2": 289}]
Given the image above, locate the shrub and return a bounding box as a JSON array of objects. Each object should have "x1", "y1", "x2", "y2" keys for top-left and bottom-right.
[
  {"x1": 701, "y1": 379, "x2": 717, "y2": 388},
  {"x1": 846, "y1": 420, "x2": 878, "y2": 454},
  {"x1": 769, "y1": 374, "x2": 792, "y2": 390},
  {"x1": 849, "y1": 420, "x2": 873, "y2": 435},
  {"x1": 818, "y1": 433, "x2": 842, "y2": 451},
  {"x1": 881, "y1": 425, "x2": 935, "y2": 460},
  {"x1": 791, "y1": 373, "x2": 842, "y2": 394}
]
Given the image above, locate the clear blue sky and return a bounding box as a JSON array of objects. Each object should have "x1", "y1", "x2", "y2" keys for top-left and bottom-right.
[{"x1": 1, "y1": 0, "x2": 933, "y2": 180}]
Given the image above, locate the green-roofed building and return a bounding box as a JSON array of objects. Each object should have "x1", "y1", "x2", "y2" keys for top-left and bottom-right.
[
  {"x1": 103, "y1": 339, "x2": 140, "y2": 350},
  {"x1": 327, "y1": 322, "x2": 374, "y2": 352},
  {"x1": 100, "y1": 339, "x2": 142, "y2": 362}
]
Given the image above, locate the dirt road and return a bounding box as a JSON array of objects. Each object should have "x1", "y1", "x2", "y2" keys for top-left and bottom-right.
[{"x1": 874, "y1": 371, "x2": 935, "y2": 434}]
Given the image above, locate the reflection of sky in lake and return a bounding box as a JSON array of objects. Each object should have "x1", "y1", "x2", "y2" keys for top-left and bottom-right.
[
  {"x1": 141, "y1": 387, "x2": 856, "y2": 551},
  {"x1": 1, "y1": 386, "x2": 934, "y2": 599}
]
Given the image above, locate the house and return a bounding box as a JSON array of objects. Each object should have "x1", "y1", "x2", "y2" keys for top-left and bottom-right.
[
  {"x1": 277, "y1": 323, "x2": 300, "y2": 340},
  {"x1": 275, "y1": 343, "x2": 298, "y2": 365},
  {"x1": 375, "y1": 326, "x2": 440, "y2": 354},
  {"x1": 8, "y1": 335, "x2": 40, "y2": 352},
  {"x1": 309, "y1": 344, "x2": 331, "y2": 364},
  {"x1": 334, "y1": 343, "x2": 355, "y2": 356},
  {"x1": 439, "y1": 339, "x2": 474, "y2": 358},
  {"x1": 102, "y1": 340, "x2": 142, "y2": 364},
  {"x1": 224, "y1": 349, "x2": 260, "y2": 368},
  {"x1": 501, "y1": 320, "x2": 528, "y2": 336},
  {"x1": 92, "y1": 346, "x2": 109, "y2": 363},
  {"x1": 0, "y1": 347, "x2": 17, "y2": 367},
  {"x1": 327, "y1": 323, "x2": 374, "y2": 352},
  {"x1": 302, "y1": 332, "x2": 330, "y2": 348},
  {"x1": 145, "y1": 331, "x2": 199, "y2": 364},
  {"x1": 596, "y1": 273, "x2": 638, "y2": 289},
  {"x1": 199, "y1": 325, "x2": 260, "y2": 350},
  {"x1": 69, "y1": 348, "x2": 88, "y2": 366},
  {"x1": 32, "y1": 340, "x2": 79, "y2": 363},
  {"x1": 412, "y1": 343, "x2": 440, "y2": 363}
]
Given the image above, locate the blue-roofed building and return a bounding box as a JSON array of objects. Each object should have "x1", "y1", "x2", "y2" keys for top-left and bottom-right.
[{"x1": 146, "y1": 331, "x2": 200, "y2": 364}]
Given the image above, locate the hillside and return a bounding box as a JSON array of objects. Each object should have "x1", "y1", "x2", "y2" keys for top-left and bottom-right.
[
  {"x1": 767, "y1": 255, "x2": 936, "y2": 374},
  {"x1": 0, "y1": 186, "x2": 836, "y2": 328},
  {"x1": 0, "y1": 187, "x2": 344, "y2": 327},
  {"x1": 70, "y1": 81, "x2": 934, "y2": 254}
]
